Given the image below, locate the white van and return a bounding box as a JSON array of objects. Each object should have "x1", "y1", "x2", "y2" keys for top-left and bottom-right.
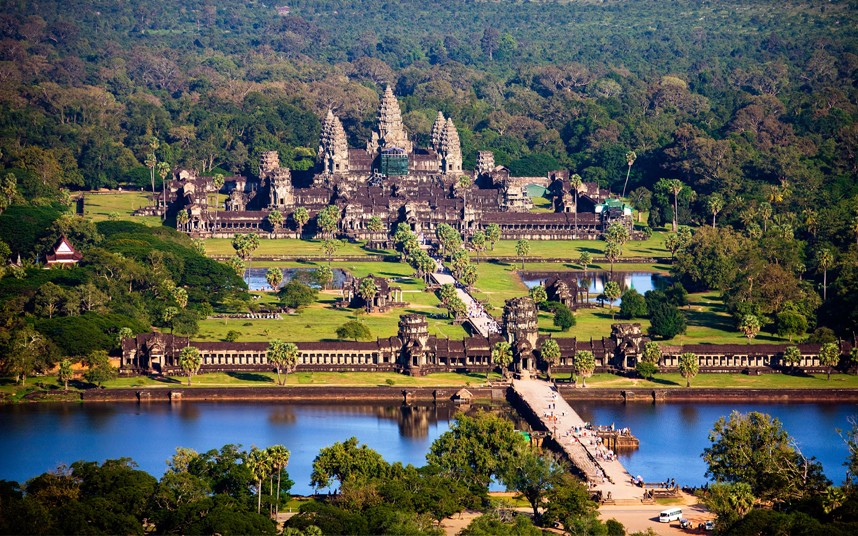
[{"x1": 659, "y1": 508, "x2": 682, "y2": 522}]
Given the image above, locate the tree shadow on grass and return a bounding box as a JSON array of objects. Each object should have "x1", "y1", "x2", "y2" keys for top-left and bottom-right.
[
  {"x1": 150, "y1": 375, "x2": 181, "y2": 384},
  {"x1": 685, "y1": 307, "x2": 734, "y2": 332},
  {"x1": 648, "y1": 377, "x2": 680, "y2": 386},
  {"x1": 226, "y1": 372, "x2": 275, "y2": 383}
]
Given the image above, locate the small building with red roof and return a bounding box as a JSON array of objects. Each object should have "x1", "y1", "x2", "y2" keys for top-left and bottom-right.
[{"x1": 45, "y1": 235, "x2": 82, "y2": 267}]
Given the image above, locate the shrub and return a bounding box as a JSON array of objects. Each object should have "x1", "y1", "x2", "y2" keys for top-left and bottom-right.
[
  {"x1": 224, "y1": 330, "x2": 241, "y2": 342},
  {"x1": 648, "y1": 301, "x2": 686, "y2": 339},
  {"x1": 552, "y1": 303, "x2": 575, "y2": 331},
  {"x1": 278, "y1": 280, "x2": 317, "y2": 309},
  {"x1": 619, "y1": 289, "x2": 647, "y2": 319}
]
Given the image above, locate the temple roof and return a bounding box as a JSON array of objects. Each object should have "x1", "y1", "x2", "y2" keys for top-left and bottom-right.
[{"x1": 45, "y1": 235, "x2": 82, "y2": 265}]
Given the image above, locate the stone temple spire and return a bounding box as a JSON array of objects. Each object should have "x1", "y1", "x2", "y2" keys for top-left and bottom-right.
[
  {"x1": 431, "y1": 111, "x2": 446, "y2": 153},
  {"x1": 318, "y1": 109, "x2": 349, "y2": 174},
  {"x1": 368, "y1": 86, "x2": 412, "y2": 154},
  {"x1": 440, "y1": 117, "x2": 462, "y2": 174}
]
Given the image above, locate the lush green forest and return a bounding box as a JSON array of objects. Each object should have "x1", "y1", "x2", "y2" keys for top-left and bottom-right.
[{"x1": 0, "y1": 0, "x2": 856, "y2": 353}]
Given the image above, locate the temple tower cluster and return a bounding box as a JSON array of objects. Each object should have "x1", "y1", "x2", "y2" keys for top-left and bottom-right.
[
  {"x1": 369, "y1": 86, "x2": 413, "y2": 154},
  {"x1": 318, "y1": 109, "x2": 350, "y2": 175}
]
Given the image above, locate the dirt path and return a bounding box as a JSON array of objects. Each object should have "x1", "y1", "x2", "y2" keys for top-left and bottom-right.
[
  {"x1": 600, "y1": 493, "x2": 714, "y2": 535},
  {"x1": 439, "y1": 492, "x2": 713, "y2": 536}
]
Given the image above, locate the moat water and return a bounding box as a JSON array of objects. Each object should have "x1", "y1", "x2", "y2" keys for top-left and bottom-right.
[
  {"x1": 244, "y1": 267, "x2": 349, "y2": 291},
  {"x1": 520, "y1": 271, "x2": 670, "y2": 304},
  {"x1": 0, "y1": 401, "x2": 854, "y2": 493}
]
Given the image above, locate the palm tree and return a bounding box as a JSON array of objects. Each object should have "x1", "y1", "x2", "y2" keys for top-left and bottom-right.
[
  {"x1": 265, "y1": 268, "x2": 283, "y2": 292},
  {"x1": 578, "y1": 251, "x2": 591, "y2": 273},
  {"x1": 176, "y1": 210, "x2": 189, "y2": 232},
  {"x1": 604, "y1": 241, "x2": 621, "y2": 274},
  {"x1": 266, "y1": 445, "x2": 291, "y2": 516},
  {"x1": 157, "y1": 161, "x2": 171, "y2": 219},
  {"x1": 603, "y1": 281, "x2": 621, "y2": 317},
  {"x1": 358, "y1": 277, "x2": 379, "y2": 312},
  {"x1": 573, "y1": 350, "x2": 595, "y2": 387},
  {"x1": 485, "y1": 223, "x2": 501, "y2": 251},
  {"x1": 211, "y1": 173, "x2": 225, "y2": 231},
  {"x1": 540, "y1": 338, "x2": 561, "y2": 380},
  {"x1": 491, "y1": 341, "x2": 513, "y2": 380},
  {"x1": 516, "y1": 239, "x2": 530, "y2": 269},
  {"x1": 267, "y1": 340, "x2": 299, "y2": 385},
  {"x1": 178, "y1": 346, "x2": 201, "y2": 386},
  {"x1": 145, "y1": 152, "x2": 157, "y2": 206},
  {"x1": 707, "y1": 193, "x2": 724, "y2": 228},
  {"x1": 759, "y1": 202, "x2": 773, "y2": 233},
  {"x1": 569, "y1": 173, "x2": 583, "y2": 231},
  {"x1": 782, "y1": 346, "x2": 801, "y2": 374},
  {"x1": 58, "y1": 358, "x2": 73, "y2": 391},
  {"x1": 246, "y1": 447, "x2": 270, "y2": 514},
  {"x1": 293, "y1": 207, "x2": 309, "y2": 238},
  {"x1": 739, "y1": 314, "x2": 761, "y2": 343},
  {"x1": 816, "y1": 248, "x2": 834, "y2": 301},
  {"x1": 267, "y1": 209, "x2": 283, "y2": 232},
  {"x1": 457, "y1": 174, "x2": 472, "y2": 203},
  {"x1": 666, "y1": 179, "x2": 684, "y2": 232},
  {"x1": 621, "y1": 150, "x2": 636, "y2": 198},
  {"x1": 819, "y1": 342, "x2": 840, "y2": 381},
  {"x1": 678, "y1": 352, "x2": 699, "y2": 387}
]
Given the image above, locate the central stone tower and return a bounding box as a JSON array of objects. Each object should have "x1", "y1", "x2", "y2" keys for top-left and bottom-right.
[{"x1": 368, "y1": 86, "x2": 413, "y2": 155}]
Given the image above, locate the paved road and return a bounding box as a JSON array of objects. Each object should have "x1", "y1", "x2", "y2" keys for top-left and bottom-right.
[
  {"x1": 430, "y1": 261, "x2": 500, "y2": 338},
  {"x1": 513, "y1": 378, "x2": 643, "y2": 501}
]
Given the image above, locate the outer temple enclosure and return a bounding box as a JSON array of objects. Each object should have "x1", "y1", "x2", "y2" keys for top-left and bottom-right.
[
  {"x1": 121, "y1": 87, "x2": 857, "y2": 379},
  {"x1": 159, "y1": 87, "x2": 636, "y2": 242},
  {"x1": 123, "y1": 306, "x2": 855, "y2": 378}
]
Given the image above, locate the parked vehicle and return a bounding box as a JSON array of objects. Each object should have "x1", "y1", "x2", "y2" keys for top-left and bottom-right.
[{"x1": 659, "y1": 508, "x2": 682, "y2": 522}]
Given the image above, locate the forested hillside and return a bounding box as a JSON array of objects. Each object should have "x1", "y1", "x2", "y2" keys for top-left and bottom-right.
[{"x1": 0, "y1": 0, "x2": 856, "y2": 334}]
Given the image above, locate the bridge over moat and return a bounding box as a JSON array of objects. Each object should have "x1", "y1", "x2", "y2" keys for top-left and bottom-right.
[{"x1": 512, "y1": 378, "x2": 648, "y2": 502}]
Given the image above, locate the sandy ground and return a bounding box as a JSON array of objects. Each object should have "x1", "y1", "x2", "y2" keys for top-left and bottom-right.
[
  {"x1": 599, "y1": 492, "x2": 714, "y2": 535},
  {"x1": 438, "y1": 491, "x2": 714, "y2": 536}
]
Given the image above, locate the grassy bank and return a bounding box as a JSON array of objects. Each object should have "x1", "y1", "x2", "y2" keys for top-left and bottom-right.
[
  {"x1": 0, "y1": 371, "x2": 500, "y2": 399},
  {"x1": 205, "y1": 238, "x2": 394, "y2": 258},
  {"x1": 582, "y1": 372, "x2": 858, "y2": 389},
  {"x1": 4, "y1": 372, "x2": 858, "y2": 404},
  {"x1": 83, "y1": 192, "x2": 161, "y2": 226}
]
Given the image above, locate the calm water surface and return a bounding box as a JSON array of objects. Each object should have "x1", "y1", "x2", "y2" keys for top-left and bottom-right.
[
  {"x1": 244, "y1": 268, "x2": 348, "y2": 291},
  {"x1": 520, "y1": 271, "x2": 669, "y2": 304},
  {"x1": 1, "y1": 401, "x2": 855, "y2": 493},
  {"x1": 0, "y1": 402, "x2": 454, "y2": 494},
  {"x1": 577, "y1": 401, "x2": 858, "y2": 487}
]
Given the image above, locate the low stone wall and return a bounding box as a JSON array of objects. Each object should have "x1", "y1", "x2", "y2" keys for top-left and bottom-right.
[
  {"x1": 556, "y1": 387, "x2": 858, "y2": 403},
  {"x1": 474, "y1": 256, "x2": 668, "y2": 265},
  {"x1": 80, "y1": 385, "x2": 500, "y2": 404},
  {"x1": 208, "y1": 254, "x2": 399, "y2": 263}
]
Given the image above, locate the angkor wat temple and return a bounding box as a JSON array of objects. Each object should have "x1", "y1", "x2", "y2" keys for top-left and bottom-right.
[
  {"x1": 122, "y1": 296, "x2": 854, "y2": 378},
  {"x1": 166, "y1": 87, "x2": 634, "y2": 243}
]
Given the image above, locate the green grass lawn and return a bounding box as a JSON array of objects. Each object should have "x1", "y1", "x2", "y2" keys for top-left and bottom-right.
[
  {"x1": 466, "y1": 263, "x2": 790, "y2": 346},
  {"x1": 198, "y1": 292, "x2": 467, "y2": 343},
  {"x1": 5, "y1": 370, "x2": 856, "y2": 401},
  {"x1": 205, "y1": 238, "x2": 394, "y2": 258},
  {"x1": 486, "y1": 232, "x2": 669, "y2": 259},
  {"x1": 204, "y1": 262, "x2": 468, "y2": 342},
  {"x1": 0, "y1": 371, "x2": 499, "y2": 394},
  {"x1": 529, "y1": 196, "x2": 554, "y2": 213},
  {"x1": 83, "y1": 192, "x2": 162, "y2": 226},
  {"x1": 583, "y1": 372, "x2": 858, "y2": 389}
]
